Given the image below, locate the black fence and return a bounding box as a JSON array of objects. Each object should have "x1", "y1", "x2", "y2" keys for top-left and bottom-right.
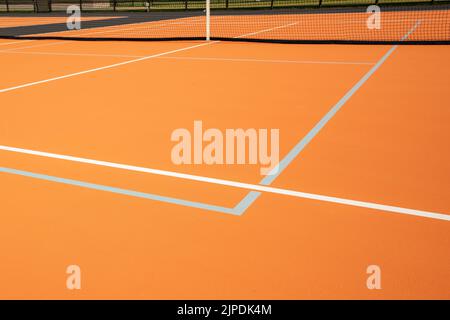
[{"x1": 0, "y1": 0, "x2": 447, "y2": 12}]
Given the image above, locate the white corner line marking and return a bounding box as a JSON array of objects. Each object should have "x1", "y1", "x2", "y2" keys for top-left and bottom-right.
[{"x1": 0, "y1": 145, "x2": 448, "y2": 221}]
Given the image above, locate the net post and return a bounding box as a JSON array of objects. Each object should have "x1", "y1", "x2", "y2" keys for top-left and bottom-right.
[
  {"x1": 5, "y1": 0, "x2": 9, "y2": 12},
  {"x1": 206, "y1": 0, "x2": 210, "y2": 41},
  {"x1": 79, "y1": 0, "x2": 82, "y2": 11}
]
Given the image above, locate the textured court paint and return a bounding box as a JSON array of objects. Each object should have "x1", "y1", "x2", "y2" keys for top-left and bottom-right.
[
  {"x1": 1, "y1": 21, "x2": 443, "y2": 222},
  {"x1": 1, "y1": 21, "x2": 449, "y2": 300},
  {"x1": 1, "y1": 22, "x2": 444, "y2": 221},
  {"x1": 234, "y1": 20, "x2": 422, "y2": 215},
  {"x1": 0, "y1": 167, "x2": 237, "y2": 215}
]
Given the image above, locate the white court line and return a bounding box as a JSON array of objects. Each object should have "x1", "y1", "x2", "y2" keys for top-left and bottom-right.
[
  {"x1": 0, "y1": 49, "x2": 143, "y2": 59},
  {"x1": 0, "y1": 49, "x2": 376, "y2": 65},
  {"x1": 0, "y1": 21, "x2": 305, "y2": 93},
  {"x1": 4, "y1": 21, "x2": 444, "y2": 221},
  {"x1": 31, "y1": 16, "x2": 204, "y2": 38},
  {"x1": 74, "y1": 17, "x2": 205, "y2": 37},
  {"x1": 0, "y1": 40, "x2": 33, "y2": 46},
  {"x1": 162, "y1": 56, "x2": 375, "y2": 65},
  {"x1": 0, "y1": 145, "x2": 448, "y2": 222},
  {"x1": 235, "y1": 22, "x2": 298, "y2": 39},
  {"x1": 0, "y1": 17, "x2": 203, "y2": 54},
  {"x1": 0, "y1": 39, "x2": 73, "y2": 52},
  {"x1": 0, "y1": 41, "x2": 217, "y2": 94},
  {"x1": 0, "y1": 17, "x2": 204, "y2": 52}
]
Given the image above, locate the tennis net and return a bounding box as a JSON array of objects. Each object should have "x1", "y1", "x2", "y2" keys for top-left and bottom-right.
[{"x1": 0, "y1": 0, "x2": 449, "y2": 44}]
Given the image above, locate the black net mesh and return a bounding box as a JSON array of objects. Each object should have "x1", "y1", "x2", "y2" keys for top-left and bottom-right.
[{"x1": 0, "y1": 0, "x2": 449, "y2": 44}]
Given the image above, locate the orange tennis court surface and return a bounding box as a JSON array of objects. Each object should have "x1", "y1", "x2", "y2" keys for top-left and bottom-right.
[{"x1": 0, "y1": 33, "x2": 449, "y2": 299}]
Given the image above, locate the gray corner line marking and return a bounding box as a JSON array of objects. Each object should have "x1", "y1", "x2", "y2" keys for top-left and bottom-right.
[
  {"x1": 2, "y1": 166, "x2": 448, "y2": 221},
  {"x1": 234, "y1": 20, "x2": 422, "y2": 215},
  {"x1": 0, "y1": 167, "x2": 238, "y2": 216}
]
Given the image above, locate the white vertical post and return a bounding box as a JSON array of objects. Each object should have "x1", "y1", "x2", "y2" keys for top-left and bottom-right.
[{"x1": 206, "y1": 0, "x2": 210, "y2": 41}]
